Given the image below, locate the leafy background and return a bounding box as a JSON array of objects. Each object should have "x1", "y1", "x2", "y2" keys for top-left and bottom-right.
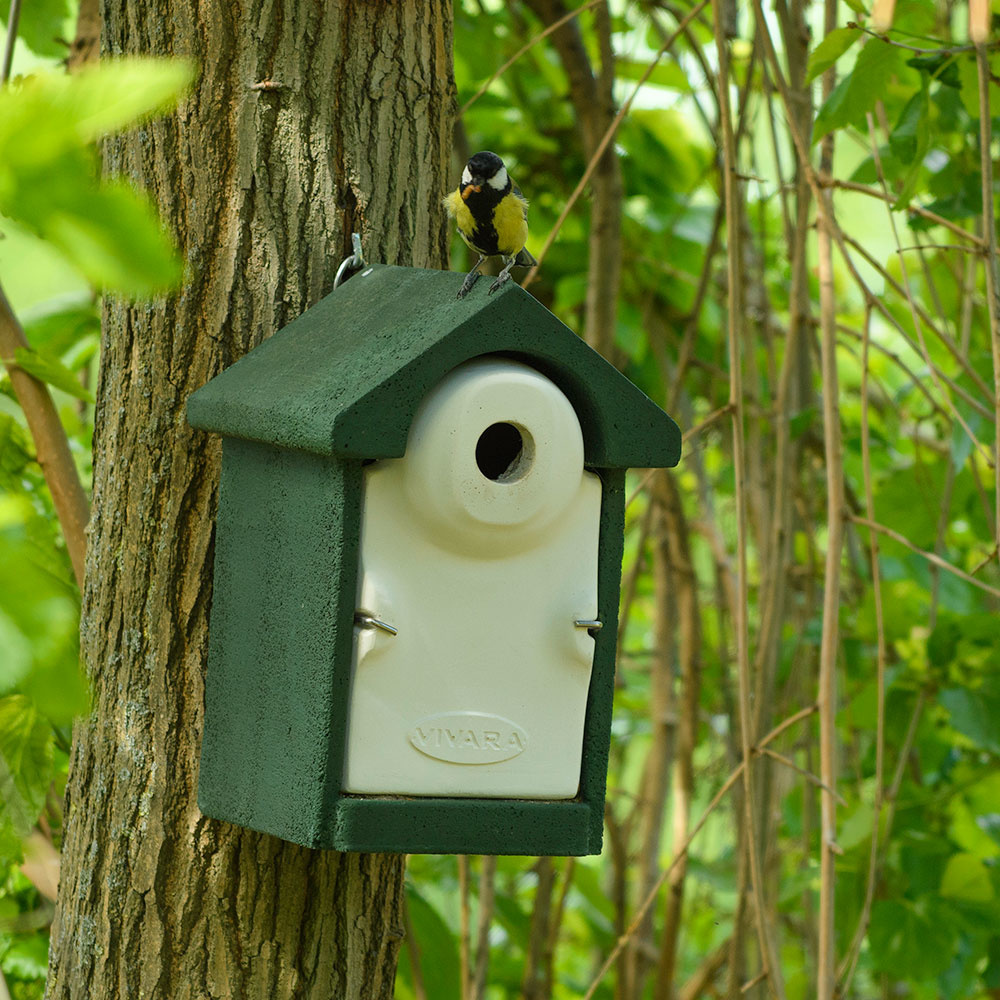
[{"x1": 1, "y1": 0, "x2": 999, "y2": 997}]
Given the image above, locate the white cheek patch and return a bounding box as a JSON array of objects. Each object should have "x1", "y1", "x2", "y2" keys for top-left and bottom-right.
[
  {"x1": 486, "y1": 167, "x2": 507, "y2": 191},
  {"x1": 487, "y1": 166, "x2": 508, "y2": 191},
  {"x1": 461, "y1": 166, "x2": 473, "y2": 185}
]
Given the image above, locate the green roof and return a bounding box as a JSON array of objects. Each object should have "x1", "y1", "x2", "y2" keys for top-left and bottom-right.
[{"x1": 187, "y1": 264, "x2": 680, "y2": 469}]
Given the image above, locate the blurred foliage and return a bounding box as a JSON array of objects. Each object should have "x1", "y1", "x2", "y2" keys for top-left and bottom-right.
[
  {"x1": 2, "y1": 0, "x2": 1000, "y2": 996},
  {"x1": 0, "y1": 9, "x2": 191, "y2": 991}
]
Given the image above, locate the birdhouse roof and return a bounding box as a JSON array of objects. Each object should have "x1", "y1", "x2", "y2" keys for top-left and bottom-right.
[{"x1": 187, "y1": 264, "x2": 680, "y2": 469}]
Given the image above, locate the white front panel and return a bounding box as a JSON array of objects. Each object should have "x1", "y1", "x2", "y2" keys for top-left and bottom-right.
[{"x1": 343, "y1": 358, "x2": 602, "y2": 799}]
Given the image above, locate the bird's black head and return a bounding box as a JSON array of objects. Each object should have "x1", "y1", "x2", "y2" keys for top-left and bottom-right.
[{"x1": 461, "y1": 150, "x2": 510, "y2": 202}]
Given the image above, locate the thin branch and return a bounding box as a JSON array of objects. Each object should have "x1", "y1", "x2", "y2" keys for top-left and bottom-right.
[
  {"x1": 824, "y1": 178, "x2": 987, "y2": 248},
  {"x1": 976, "y1": 42, "x2": 1000, "y2": 570},
  {"x1": 756, "y1": 747, "x2": 846, "y2": 806},
  {"x1": 1, "y1": 0, "x2": 22, "y2": 84},
  {"x1": 522, "y1": 0, "x2": 710, "y2": 287},
  {"x1": 0, "y1": 285, "x2": 89, "y2": 586},
  {"x1": 838, "y1": 692, "x2": 926, "y2": 992},
  {"x1": 459, "y1": 0, "x2": 603, "y2": 114},
  {"x1": 458, "y1": 855, "x2": 471, "y2": 999},
  {"x1": 579, "y1": 704, "x2": 818, "y2": 1000},
  {"x1": 851, "y1": 23, "x2": 995, "y2": 55},
  {"x1": 849, "y1": 515, "x2": 1000, "y2": 598},
  {"x1": 815, "y1": 10, "x2": 843, "y2": 994},
  {"x1": 472, "y1": 856, "x2": 496, "y2": 1000}
]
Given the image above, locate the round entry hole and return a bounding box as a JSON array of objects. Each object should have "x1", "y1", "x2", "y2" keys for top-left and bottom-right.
[{"x1": 476, "y1": 422, "x2": 530, "y2": 481}]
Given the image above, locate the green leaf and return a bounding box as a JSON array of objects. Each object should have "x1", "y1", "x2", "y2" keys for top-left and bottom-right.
[
  {"x1": 940, "y1": 852, "x2": 995, "y2": 902},
  {"x1": 616, "y1": 57, "x2": 691, "y2": 92},
  {"x1": 869, "y1": 899, "x2": 957, "y2": 978},
  {"x1": 888, "y1": 87, "x2": 928, "y2": 164},
  {"x1": 958, "y1": 52, "x2": 1000, "y2": 119},
  {"x1": 806, "y1": 28, "x2": 860, "y2": 84},
  {"x1": 0, "y1": 696, "x2": 55, "y2": 862},
  {"x1": 941, "y1": 686, "x2": 1000, "y2": 753},
  {"x1": 0, "y1": 59, "x2": 195, "y2": 147},
  {"x1": 402, "y1": 884, "x2": 459, "y2": 1000},
  {"x1": 13, "y1": 347, "x2": 94, "y2": 402},
  {"x1": 0, "y1": 0, "x2": 71, "y2": 58},
  {"x1": 813, "y1": 40, "x2": 904, "y2": 142}
]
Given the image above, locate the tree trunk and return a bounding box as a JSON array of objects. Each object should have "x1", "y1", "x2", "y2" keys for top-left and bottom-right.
[{"x1": 46, "y1": 3, "x2": 454, "y2": 997}]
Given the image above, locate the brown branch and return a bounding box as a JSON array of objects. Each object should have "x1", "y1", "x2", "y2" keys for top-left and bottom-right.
[
  {"x1": 522, "y1": 0, "x2": 710, "y2": 290},
  {"x1": 521, "y1": 857, "x2": 556, "y2": 1000},
  {"x1": 712, "y1": 5, "x2": 785, "y2": 995},
  {"x1": 579, "y1": 697, "x2": 833, "y2": 1000},
  {"x1": 458, "y1": 855, "x2": 471, "y2": 999},
  {"x1": 816, "y1": 6, "x2": 843, "y2": 989},
  {"x1": 849, "y1": 515, "x2": 1000, "y2": 597},
  {"x1": 472, "y1": 856, "x2": 497, "y2": 1000},
  {"x1": 977, "y1": 42, "x2": 1000, "y2": 570},
  {"x1": 0, "y1": 285, "x2": 89, "y2": 587},
  {"x1": 66, "y1": 0, "x2": 100, "y2": 72},
  {"x1": 824, "y1": 178, "x2": 987, "y2": 247},
  {"x1": 653, "y1": 472, "x2": 702, "y2": 1000},
  {"x1": 521, "y1": 0, "x2": 623, "y2": 357},
  {"x1": 1, "y1": 0, "x2": 21, "y2": 83}
]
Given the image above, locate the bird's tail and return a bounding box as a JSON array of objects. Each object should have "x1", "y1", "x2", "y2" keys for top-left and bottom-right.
[{"x1": 514, "y1": 247, "x2": 537, "y2": 268}]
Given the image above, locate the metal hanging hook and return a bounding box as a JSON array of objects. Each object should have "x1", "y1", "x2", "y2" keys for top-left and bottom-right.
[{"x1": 334, "y1": 232, "x2": 365, "y2": 289}]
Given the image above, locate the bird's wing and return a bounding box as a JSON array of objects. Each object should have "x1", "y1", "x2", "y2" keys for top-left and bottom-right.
[{"x1": 512, "y1": 183, "x2": 529, "y2": 221}]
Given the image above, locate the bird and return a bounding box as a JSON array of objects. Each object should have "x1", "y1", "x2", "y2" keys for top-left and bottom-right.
[{"x1": 443, "y1": 150, "x2": 538, "y2": 299}]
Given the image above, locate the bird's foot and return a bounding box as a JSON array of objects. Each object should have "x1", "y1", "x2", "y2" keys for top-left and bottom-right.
[
  {"x1": 488, "y1": 271, "x2": 513, "y2": 295},
  {"x1": 457, "y1": 260, "x2": 485, "y2": 299}
]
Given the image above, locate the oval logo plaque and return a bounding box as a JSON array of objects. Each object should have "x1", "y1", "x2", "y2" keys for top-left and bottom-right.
[{"x1": 408, "y1": 712, "x2": 528, "y2": 765}]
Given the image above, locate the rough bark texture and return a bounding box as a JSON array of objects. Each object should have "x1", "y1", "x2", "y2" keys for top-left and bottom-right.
[{"x1": 46, "y1": 3, "x2": 454, "y2": 997}]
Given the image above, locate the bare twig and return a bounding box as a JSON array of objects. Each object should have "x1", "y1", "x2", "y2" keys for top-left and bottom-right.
[
  {"x1": 472, "y1": 856, "x2": 496, "y2": 1000},
  {"x1": 1, "y1": 0, "x2": 22, "y2": 84},
  {"x1": 824, "y1": 178, "x2": 988, "y2": 247},
  {"x1": 579, "y1": 703, "x2": 816, "y2": 1000},
  {"x1": 713, "y1": 7, "x2": 785, "y2": 996},
  {"x1": 976, "y1": 43, "x2": 1000, "y2": 569},
  {"x1": 522, "y1": 0, "x2": 710, "y2": 288},
  {"x1": 849, "y1": 515, "x2": 1000, "y2": 598},
  {"x1": 815, "y1": 7, "x2": 845, "y2": 987},
  {"x1": 459, "y1": 0, "x2": 603, "y2": 114},
  {"x1": 458, "y1": 855, "x2": 471, "y2": 999}
]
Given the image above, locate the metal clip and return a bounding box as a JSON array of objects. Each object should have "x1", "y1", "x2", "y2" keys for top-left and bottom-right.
[
  {"x1": 334, "y1": 232, "x2": 365, "y2": 288},
  {"x1": 574, "y1": 619, "x2": 603, "y2": 631},
  {"x1": 354, "y1": 612, "x2": 398, "y2": 636}
]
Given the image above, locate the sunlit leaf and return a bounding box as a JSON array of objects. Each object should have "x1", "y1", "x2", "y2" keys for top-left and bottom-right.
[
  {"x1": 806, "y1": 28, "x2": 861, "y2": 84},
  {"x1": 0, "y1": 696, "x2": 54, "y2": 864},
  {"x1": 940, "y1": 852, "x2": 995, "y2": 902},
  {"x1": 0, "y1": 0, "x2": 70, "y2": 58},
  {"x1": 13, "y1": 347, "x2": 94, "y2": 402}
]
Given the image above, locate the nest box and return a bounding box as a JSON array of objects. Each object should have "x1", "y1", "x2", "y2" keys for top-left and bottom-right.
[{"x1": 187, "y1": 264, "x2": 680, "y2": 856}]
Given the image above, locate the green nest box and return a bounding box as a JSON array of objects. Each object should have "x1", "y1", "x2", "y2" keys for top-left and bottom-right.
[{"x1": 187, "y1": 264, "x2": 680, "y2": 856}]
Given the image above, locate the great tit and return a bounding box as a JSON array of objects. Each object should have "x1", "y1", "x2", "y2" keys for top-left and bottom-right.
[{"x1": 443, "y1": 150, "x2": 538, "y2": 299}]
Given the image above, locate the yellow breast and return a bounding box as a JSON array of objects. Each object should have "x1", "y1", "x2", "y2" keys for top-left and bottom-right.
[
  {"x1": 493, "y1": 192, "x2": 529, "y2": 256},
  {"x1": 443, "y1": 189, "x2": 476, "y2": 244}
]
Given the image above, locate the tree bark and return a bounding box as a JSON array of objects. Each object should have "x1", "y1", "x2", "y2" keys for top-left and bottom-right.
[{"x1": 46, "y1": 3, "x2": 454, "y2": 997}]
